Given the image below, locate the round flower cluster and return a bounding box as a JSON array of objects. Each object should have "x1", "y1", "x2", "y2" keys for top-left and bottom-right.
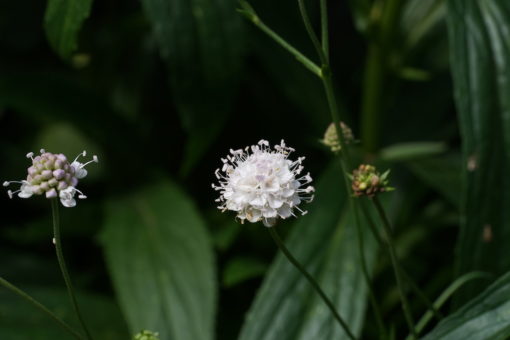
[
  {"x1": 4, "y1": 149, "x2": 98, "y2": 207},
  {"x1": 213, "y1": 140, "x2": 314, "y2": 227},
  {"x1": 350, "y1": 164, "x2": 393, "y2": 197},
  {"x1": 134, "y1": 330, "x2": 160, "y2": 340},
  {"x1": 321, "y1": 121, "x2": 354, "y2": 153}
]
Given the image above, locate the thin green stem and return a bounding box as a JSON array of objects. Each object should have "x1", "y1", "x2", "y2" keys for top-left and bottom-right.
[
  {"x1": 268, "y1": 228, "x2": 357, "y2": 340},
  {"x1": 405, "y1": 272, "x2": 490, "y2": 340},
  {"x1": 372, "y1": 196, "x2": 417, "y2": 339},
  {"x1": 360, "y1": 201, "x2": 443, "y2": 322},
  {"x1": 320, "y1": 0, "x2": 329, "y2": 61},
  {"x1": 51, "y1": 200, "x2": 93, "y2": 340},
  {"x1": 352, "y1": 201, "x2": 387, "y2": 339},
  {"x1": 297, "y1": 0, "x2": 328, "y2": 65},
  {"x1": 360, "y1": 0, "x2": 404, "y2": 153},
  {"x1": 238, "y1": 2, "x2": 321, "y2": 77},
  {"x1": 0, "y1": 276, "x2": 84, "y2": 339}
]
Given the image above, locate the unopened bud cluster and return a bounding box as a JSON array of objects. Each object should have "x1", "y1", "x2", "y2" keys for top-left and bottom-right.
[
  {"x1": 350, "y1": 164, "x2": 392, "y2": 197},
  {"x1": 4, "y1": 149, "x2": 98, "y2": 207},
  {"x1": 321, "y1": 122, "x2": 354, "y2": 153},
  {"x1": 133, "y1": 330, "x2": 160, "y2": 340}
]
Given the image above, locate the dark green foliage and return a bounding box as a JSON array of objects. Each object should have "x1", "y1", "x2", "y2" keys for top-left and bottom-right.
[{"x1": 447, "y1": 0, "x2": 510, "y2": 302}]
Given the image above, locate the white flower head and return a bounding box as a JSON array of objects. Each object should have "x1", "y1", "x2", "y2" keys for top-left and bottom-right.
[
  {"x1": 213, "y1": 139, "x2": 314, "y2": 227},
  {"x1": 4, "y1": 149, "x2": 96, "y2": 207}
]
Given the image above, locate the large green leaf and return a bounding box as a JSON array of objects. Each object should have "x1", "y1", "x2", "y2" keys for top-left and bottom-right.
[
  {"x1": 101, "y1": 180, "x2": 216, "y2": 340},
  {"x1": 447, "y1": 0, "x2": 510, "y2": 301},
  {"x1": 423, "y1": 271, "x2": 510, "y2": 340},
  {"x1": 141, "y1": 0, "x2": 244, "y2": 174},
  {"x1": 44, "y1": 0, "x2": 93, "y2": 59},
  {"x1": 0, "y1": 286, "x2": 129, "y2": 340},
  {"x1": 238, "y1": 162, "x2": 378, "y2": 340}
]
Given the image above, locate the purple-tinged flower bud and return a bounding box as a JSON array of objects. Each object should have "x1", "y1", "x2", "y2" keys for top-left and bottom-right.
[
  {"x1": 53, "y1": 169, "x2": 65, "y2": 180},
  {"x1": 41, "y1": 170, "x2": 52, "y2": 180},
  {"x1": 58, "y1": 181, "x2": 68, "y2": 190},
  {"x1": 46, "y1": 188, "x2": 57, "y2": 198},
  {"x1": 48, "y1": 178, "x2": 58, "y2": 187}
]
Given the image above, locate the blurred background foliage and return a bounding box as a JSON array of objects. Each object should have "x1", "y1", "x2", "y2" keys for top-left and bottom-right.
[{"x1": 1, "y1": 0, "x2": 510, "y2": 339}]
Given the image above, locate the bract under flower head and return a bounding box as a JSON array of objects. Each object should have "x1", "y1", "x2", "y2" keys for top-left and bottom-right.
[
  {"x1": 212, "y1": 139, "x2": 314, "y2": 227},
  {"x1": 350, "y1": 164, "x2": 393, "y2": 197},
  {"x1": 4, "y1": 149, "x2": 97, "y2": 207}
]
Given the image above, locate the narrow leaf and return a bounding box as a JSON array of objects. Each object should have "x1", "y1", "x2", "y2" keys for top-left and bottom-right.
[
  {"x1": 423, "y1": 271, "x2": 510, "y2": 340},
  {"x1": 447, "y1": 0, "x2": 510, "y2": 302},
  {"x1": 101, "y1": 180, "x2": 216, "y2": 340}
]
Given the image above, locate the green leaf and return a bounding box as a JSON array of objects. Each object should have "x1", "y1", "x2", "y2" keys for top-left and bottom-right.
[
  {"x1": 422, "y1": 271, "x2": 510, "y2": 340},
  {"x1": 101, "y1": 180, "x2": 216, "y2": 340},
  {"x1": 44, "y1": 0, "x2": 93, "y2": 59},
  {"x1": 141, "y1": 0, "x2": 244, "y2": 175},
  {"x1": 380, "y1": 142, "x2": 447, "y2": 162},
  {"x1": 447, "y1": 0, "x2": 510, "y2": 302},
  {"x1": 0, "y1": 286, "x2": 129, "y2": 340},
  {"x1": 238, "y1": 162, "x2": 378, "y2": 340}
]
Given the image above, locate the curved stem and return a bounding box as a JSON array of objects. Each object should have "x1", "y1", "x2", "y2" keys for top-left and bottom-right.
[
  {"x1": 268, "y1": 228, "x2": 357, "y2": 340},
  {"x1": 51, "y1": 199, "x2": 94, "y2": 340},
  {"x1": 0, "y1": 276, "x2": 84, "y2": 340},
  {"x1": 372, "y1": 196, "x2": 417, "y2": 339}
]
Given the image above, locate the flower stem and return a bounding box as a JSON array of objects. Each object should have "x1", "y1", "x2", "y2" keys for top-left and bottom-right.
[
  {"x1": 352, "y1": 201, "x2": 387, "y2": 339},
  {"x1": 51, "y1": 199, "x2": 94, "y2": 340},
  {"x1": 372, "y1": 196, "x2": 417, "y2": 339},
  {"x1": 0, "y1": 276, "x2": 84, "y2": 339},
  {"x1": 238, "y1": 1, "x2": 321, "y2": 77},
  {"x1": 268, "y1": 228, "x2": 357, "y2": 340},
  {"x1": 360, "y1": 0, "x2": 404, "y2": 153}
]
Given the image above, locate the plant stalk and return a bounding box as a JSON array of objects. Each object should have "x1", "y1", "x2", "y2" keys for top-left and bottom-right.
[
  {"x1": 51, "y1": 199, "x2": 93, "y2": 340},
  {"x1": 372, "y1": 196, "x2": 417, "y2": 339},
  {"x1": 0, "y1": 276, "x2": 84, "y2": 339},
  {"x1": 269, "y1": 228, "x2": 357, "y2": 340}
]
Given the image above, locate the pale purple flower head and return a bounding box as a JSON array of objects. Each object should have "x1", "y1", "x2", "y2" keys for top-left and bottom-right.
[{"x1": 4, "y1": 149, "x2": 98, "y2": 207}]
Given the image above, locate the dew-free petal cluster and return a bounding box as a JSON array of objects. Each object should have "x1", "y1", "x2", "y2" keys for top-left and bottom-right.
[
  {"x1": 4, "y1": 149, "x2": 98, "y2": 207},
  {"x1": 213, "y1": 140, "x2": 314, "y2": 227}
]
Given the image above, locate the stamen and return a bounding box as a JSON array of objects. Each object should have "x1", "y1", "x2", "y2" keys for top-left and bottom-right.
[
  {"x1": 40, "y1": 149, "x2": 46, "y2": 154},
  {"x1": 26, "y1": 152, "x2": 34, "y2": 160},
  {"x1": 3, "y1": 181, "x2": 9, "y2": 187},
  {"x1": 73, "y1": 150, "x2": 87, "y2": 163}
]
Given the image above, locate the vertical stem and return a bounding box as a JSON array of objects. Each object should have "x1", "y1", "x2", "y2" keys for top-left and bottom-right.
[
  {"x1": 372, "y1": 197, "x2": 417, "y2": 339},
  {"x1": 268, "y1": 228, "x2": 357, "y2": 340},
  {"x1": 360, "y1": 0, "x2": 404, "y2": 153},
  {"x1": 0, "y1": 276, "x2": 84, "y2": 340},
  {"x1": 51, "y1": 199, "x2": 94, "y2": 340},
  {"x1": 352, "y1": 201, "x2": 387, "y2": 339},
  {"x1": 320, "y1": 0, "x2": 329, "y2": 60}
]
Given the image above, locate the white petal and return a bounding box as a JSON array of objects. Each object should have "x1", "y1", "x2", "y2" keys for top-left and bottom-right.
[{"x1": 60, "y1": 197, "x2": 76, "y2": 208}]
